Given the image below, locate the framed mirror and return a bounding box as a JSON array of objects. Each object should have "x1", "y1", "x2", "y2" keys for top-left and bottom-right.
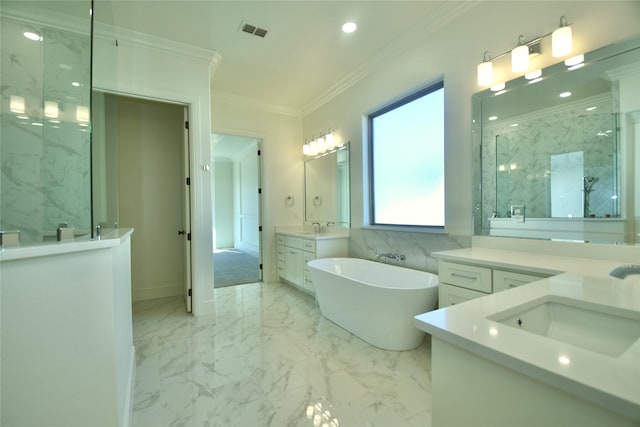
[
  {"x1": 304, "y1": 144, "x2": 350, "y2": 227},
  {"x1": 473, "y1": 34, "x2": 640, "y2": 244}
]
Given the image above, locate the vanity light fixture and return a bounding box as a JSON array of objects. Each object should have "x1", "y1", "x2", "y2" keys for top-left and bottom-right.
[
  {"x1": 9, "y1": 95, "x2": 25, "y2": 114},
  {"x1": 303, "y1": 140, "x2": 310, "y2": 156},
  {"x1": 44, "y1": 101, "x2": 59, "y2": 118},
  {"x1": 325, "y1": 130, "x2": 335, "y2": 150},
  {"x1": 552, "y1": 16, "x2": 572, "y2": 57},
  {"x1": 477, "y1": 52, "x2": 493, "y2": 86},
  {"x1": 76, "y1": 105, "x2": 89, "y2": 123},
  {"x1": 511, "y1": 35, "x2": 530, "y2": 73},
  {"x1": 316, "y1": 135, "x2": 326, "y2": 153},
  {"x1": 476, "y1": 15, "x2": 573, "y2": 86}
]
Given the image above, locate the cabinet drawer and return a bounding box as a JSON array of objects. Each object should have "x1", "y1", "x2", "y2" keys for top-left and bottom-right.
[
  {"x1": 303, "y1": 239, "x2": 316, "y2": 253},
  {"x1": 277, "y1": 260, "x2": 285, "y2": 277},
  {"x1": 493, "y1": 270, "x2": 546, "y2": 293},
  {"x1": 303, "y1": 252, "x2": 314, "y2": 267},
  {"x1": 439, "y1": 261, "x2": 492, "y2": 293},
  {"x1": 439, "y1": 283, "x2": 488, "y2": 308},
  {"x1": 284, "y1": 236, "x2": 303, "y2": 250}
]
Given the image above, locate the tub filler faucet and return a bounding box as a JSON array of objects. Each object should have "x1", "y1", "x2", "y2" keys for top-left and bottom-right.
[{"x1": 375, "y1": 252, "x2": 406, "y2": 263}]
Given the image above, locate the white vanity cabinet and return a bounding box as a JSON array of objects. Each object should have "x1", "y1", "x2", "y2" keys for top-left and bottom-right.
[
  {"x1": 277, "y1": 233, "x2": 348, "y2": 295},
  {"x1": 438, "y1": 260, "x2": 549, "y2": 307}
]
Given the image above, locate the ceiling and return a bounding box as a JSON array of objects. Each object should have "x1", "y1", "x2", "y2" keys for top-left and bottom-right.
[{"x1": 97, "y1": 1, "x2": 472, "y2": 114}]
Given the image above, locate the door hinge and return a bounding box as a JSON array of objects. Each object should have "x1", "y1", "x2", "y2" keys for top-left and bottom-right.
[
  {"x1": 186, "y1": 177, "x2": 190, "y2": 185},
  {"x1": 259, "y1": 226, "x2": 262, "y2": 232},
  {"x1": 188, "y1": 289, "x2": 192, "y2": 297},
  {"x1": 258, "y1": 188, "x2": 262, "y2": 194},
  {"x1": 187, "y1": 232, "x2": 191, "y2": 241},
  {"x1": 257, "y1": 149, "x2": 261, "y2": 156},
  {"x1": 259, "y1": 263, "x2": 263, "y2": 270},
  {"x1": 185, "y1": 121, "x2": 189, "y2": 130}
]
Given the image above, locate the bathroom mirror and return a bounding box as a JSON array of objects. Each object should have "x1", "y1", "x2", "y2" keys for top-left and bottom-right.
[
  {"x1": 304, "y1": 145, "x2": 350, "y2": 227},
  {"x1": 473, "y1": 34, "x2": 640, "y2": 244}
]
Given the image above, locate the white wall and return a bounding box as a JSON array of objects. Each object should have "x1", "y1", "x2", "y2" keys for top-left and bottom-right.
[
  {"x1": 302, "y1": 1, "x2": 640, "y2": 270},
  {"x1": 214, "y1": 160, "x2": 234, "y2": 248},
  {"x1": 211, "y1": 95, "x2": 303, "y2": 281},
  {"x1": 93, "y1": 24, "x2": 219, "y2": 315}
]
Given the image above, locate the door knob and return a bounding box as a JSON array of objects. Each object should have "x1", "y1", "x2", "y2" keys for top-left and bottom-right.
[{"x1": 178, "y1": 230, "x2": 186, "y2": 235}]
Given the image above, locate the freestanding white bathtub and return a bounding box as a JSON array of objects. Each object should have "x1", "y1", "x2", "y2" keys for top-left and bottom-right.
[{"x1": 308, "y1": 257, "x2": 439, "y2": 351}]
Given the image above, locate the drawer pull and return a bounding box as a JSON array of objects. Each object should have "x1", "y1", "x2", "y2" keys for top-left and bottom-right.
[{"x1": 451, "y1": 273, "x2": 477, "y2": 281}]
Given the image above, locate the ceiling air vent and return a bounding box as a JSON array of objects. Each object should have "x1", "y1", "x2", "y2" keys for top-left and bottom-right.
[{"x1": 239, "y1": 21, "x2": 268, "y2": 38}]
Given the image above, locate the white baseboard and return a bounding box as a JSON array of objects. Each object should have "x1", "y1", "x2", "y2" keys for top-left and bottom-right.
[{"x1": 132, "y1": 285, "x2": 182, "y2": 301}]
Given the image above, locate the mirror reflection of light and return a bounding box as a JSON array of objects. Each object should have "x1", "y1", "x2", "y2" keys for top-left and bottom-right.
[
  {"x1": 510, "y1": 123, "x2": 519, "y2": 127},
  {"x1": 611, "y1": 195, "x2": 618, "y2": 200},
  {"x1": 24, "y1": 31, "x2": 42, "y2": 41},
  {"x1": 567, "y1": 63, "x2": 585, "y2": 71},
  {"x1": 510, "y1": 163, "x2": 517, "y2": 170},
  {"x1": 490, "y1": 83, "x2": 505, "y2": 92},
  {"x1": 586, "y1": 106, "x2": 597, "y2": 111},
  {"x1": 498, "y1": 165, "x2": 506, "y2": 172},
  {"x1": 528, "y1": 77, "x2": 543, "y2": 84},
  {"x1": 558, "y1": 355, "x2": 571, "y2": 365},
  {"x1": 559, "y1": 91, "x2": 572, "y2": 98},
  {"x1": 488, "y1": 115, "x2": 498, "y2": 121},
  {"x1": 489, "y1": 327, "x2": 498, "y2": 336}
]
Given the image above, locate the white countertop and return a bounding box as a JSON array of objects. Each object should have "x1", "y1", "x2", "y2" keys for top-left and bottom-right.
[
  {"x1": 0, "y1": 228, "x2": 134, "y2": 262},
  {"x1": 432, "y1": 247, "x2": 626, "y2": 279},
  {"x1": 416, "y1": 249, "x2": 640, "y2": 421},
  {"x1": 276, "y1": 230, "x2": 349, "y2": 241}
]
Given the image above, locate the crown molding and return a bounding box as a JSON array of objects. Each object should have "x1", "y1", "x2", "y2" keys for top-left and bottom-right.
[
  {"x1": 301, "y1": 1, "x2": 480, "y2": 116},
  {"x1": 93, "y1": 23, "x2": 221, "y2": 69},
  {"x1": 212, "y1": 90, "x2": 302, "y2": 118}
]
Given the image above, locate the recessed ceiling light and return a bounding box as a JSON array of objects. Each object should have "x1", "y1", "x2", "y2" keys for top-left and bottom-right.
[
  {"x1": 342, "y1": 22, "x2": 357, "y2": 33},
  {"x1": 488, "y1": 115, "x2": 498, "y2": 121},
  {"x1": 559, "y1": 91, "x2": 572, "y2": 98},
  {"x1": 586, "y1": 106, "x2": 597, "y2": 111},
  {"x1": 72, "y1": 82, "x2": 81, "y2": 87},
  {"x1": 24, "y1": 31, "x2": 42, "y2": 41}
]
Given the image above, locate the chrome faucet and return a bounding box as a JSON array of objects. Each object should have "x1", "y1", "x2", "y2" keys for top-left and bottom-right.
[
  {"x1": 609, "y1": 265, "x2": 640, "y2": 279},
  {"x1": 375, "y1": 252, "x2": 406, "y2": 263}
]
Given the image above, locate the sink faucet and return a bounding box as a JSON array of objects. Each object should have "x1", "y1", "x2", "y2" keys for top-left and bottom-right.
[
  {"x1": 375, "y1": 252, "x2": 406, "y2": 263},
  {"x1": 312, "y1": 222, "x2": 321, "y2": 233},
  {"x1": 609, "y1": 264, "x2": 640, "y2": 279}
]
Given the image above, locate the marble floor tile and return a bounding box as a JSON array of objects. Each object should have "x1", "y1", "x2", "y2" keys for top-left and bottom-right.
[{"x1": 132, "y1": 281, "x2": 432, "y2": 427}]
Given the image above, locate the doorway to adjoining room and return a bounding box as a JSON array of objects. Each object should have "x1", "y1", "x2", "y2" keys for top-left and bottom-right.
[{"x1": 211, "y1": 133, "x2": 262, "y2": 288}]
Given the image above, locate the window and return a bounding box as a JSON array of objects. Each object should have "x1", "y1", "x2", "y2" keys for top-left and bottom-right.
[{"x1": 368, "y1": 82, "x2": 444, "y2": 228}]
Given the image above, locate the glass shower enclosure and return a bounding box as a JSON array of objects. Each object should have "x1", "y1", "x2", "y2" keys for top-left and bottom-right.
[{"x1": 1, "y1": 1, "x2": 99, "y2": 245}]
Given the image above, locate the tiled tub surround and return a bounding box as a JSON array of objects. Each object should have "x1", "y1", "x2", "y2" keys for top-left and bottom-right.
[
  {"x1": 132, "y1": 282, "x2": 433, "y2": 427},
  {"x1": 348, "y1": 227, "x2": 471, "y2": 273}
]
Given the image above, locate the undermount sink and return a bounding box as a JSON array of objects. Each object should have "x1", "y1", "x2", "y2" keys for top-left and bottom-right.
[{"x1": 488, "y1": 296, "x2": 640, "y2": 357}]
